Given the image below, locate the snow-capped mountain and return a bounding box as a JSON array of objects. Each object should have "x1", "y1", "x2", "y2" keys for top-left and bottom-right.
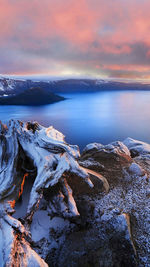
[
  {"x1": 0, "y1": 76, "x2": 150, "y2": 98},
  {"x1": 0, "y1": 77, "x2": 55, "y2": 96}
]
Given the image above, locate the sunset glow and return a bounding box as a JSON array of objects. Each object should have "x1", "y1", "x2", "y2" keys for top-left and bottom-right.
[{"x1": 1, "y1": 0, "x2": 150, "y2": 80}]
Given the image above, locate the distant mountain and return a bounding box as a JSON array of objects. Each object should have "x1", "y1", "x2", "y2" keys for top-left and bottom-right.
[
  {"x1": 49, "y1": 79, "x2": 150, "y2": 93},
  {"x1": 0, "y1": 87, "x2": 64, "y2": 106},
  {"x1": 0, "y1": 76, "x2": 150, "y2": 98},
  {"x1": 0, "y1": 77, "x2": 55, "y2": 97}
]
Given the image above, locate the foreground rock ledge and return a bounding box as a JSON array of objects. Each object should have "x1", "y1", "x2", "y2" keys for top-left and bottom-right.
[{"x1": 0, "y1": 120, "x2": 149, "y2": 267}]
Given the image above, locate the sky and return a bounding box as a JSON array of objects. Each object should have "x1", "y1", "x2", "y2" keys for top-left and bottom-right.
[{"x1": 1, "y1": 0, "x2": 150, "y2": 80}]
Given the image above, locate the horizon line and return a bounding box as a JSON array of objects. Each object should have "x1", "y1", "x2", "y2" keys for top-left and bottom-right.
[{"x1": 1, "y1": 73, "x2": 150, "y2": 84}]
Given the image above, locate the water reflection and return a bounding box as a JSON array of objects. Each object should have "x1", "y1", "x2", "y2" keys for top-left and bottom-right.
[{"x1": 0, "y1": 91, "x2": 150, "y2": 150}]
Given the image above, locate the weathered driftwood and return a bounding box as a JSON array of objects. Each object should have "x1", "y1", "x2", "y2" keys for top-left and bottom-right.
[
  {"x1": 0, "y1": 202, "x2": 48, "y2": 266},
  {"x1": 0, "y1": 120, "x2": 93, "y2": 216},
  {"x1": 0, "y1": 120, "x2": 109, "y2": 266}
]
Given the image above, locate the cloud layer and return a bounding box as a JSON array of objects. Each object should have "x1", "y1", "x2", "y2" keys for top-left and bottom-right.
[{"x1": 1, "y1": 0, "x2": 150, "y2": 79}]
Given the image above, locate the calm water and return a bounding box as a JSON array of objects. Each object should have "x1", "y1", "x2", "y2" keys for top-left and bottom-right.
[{"x1": 1, "y1": 91, "x2": 150, "y2": 150}]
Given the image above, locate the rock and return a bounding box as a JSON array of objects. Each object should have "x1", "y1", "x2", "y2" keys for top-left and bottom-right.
[
  {"x1": 79, "y1": 158, "x2": 105, "y2": 169},
  {"x1": 123, "y1": 137, "x2": 150, "y2": 174},
  {"x1": 56, "y1": 213, "x2": 136, "y2": 267},
  {"x1": 83, "y1": 141, "x2": 130, "y2": 157},
  {"x1": 128, "y1": 162, "x2": 145, "y2": 177},
  {"x1": 78, "y1": 139, "x2": 150, "y2": 267},
  {"x1": 81, "y1": 141, "x2": 133, "y2": 186},
  {"x1": 0, "y1": 120, "x2": 149, "y2": 266},
  {"x1": 123, "y1": 137, "x2": 150, "y2": 159}
]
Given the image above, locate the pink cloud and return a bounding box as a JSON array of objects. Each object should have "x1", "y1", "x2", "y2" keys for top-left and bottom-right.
[{"x1": 0, "y1": 0, "x2": 150, "y2": 78}]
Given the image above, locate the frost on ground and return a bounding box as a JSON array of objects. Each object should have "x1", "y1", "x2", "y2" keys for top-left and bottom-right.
[
  {"x1": 0, "y1": 120, "x2": 149, "y2": 266},
  {"x1": 78, "y1": 139, "x2": 150, "y2": 267}
]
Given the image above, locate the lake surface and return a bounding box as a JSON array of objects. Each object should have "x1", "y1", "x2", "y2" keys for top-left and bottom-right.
[{"x1": 1, "y1": 90, "x2": 150, "y2": 151}]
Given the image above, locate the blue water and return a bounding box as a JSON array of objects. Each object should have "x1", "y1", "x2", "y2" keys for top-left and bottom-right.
[{"x1": 1, "y1": 91, "x2": 150, "y2": 150}]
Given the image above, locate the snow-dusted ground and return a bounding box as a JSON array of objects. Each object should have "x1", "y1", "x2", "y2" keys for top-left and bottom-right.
[
  {"x1": 79, "y1": 138, "x2": 150, "y2": 266},
  {"x1": 31, "y1": 210, "x2": 70, "y2": 242}
]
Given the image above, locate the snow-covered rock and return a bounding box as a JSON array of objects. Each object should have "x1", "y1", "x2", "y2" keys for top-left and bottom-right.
[
  {"x1": 123, "y1": 137, "x2": 150, "y2": 158},
  {"x1": 128, "y1": 162, "x2": 145, "y2": 176},
  {"x1": 81, "y1": 140, "x2": 132, "y2": 187},
  {"x1": 78, "y1": 140, "x2": 150, "y2": 267},
  {"x1": 83, "y1": 141, "x2": 130, "y2": 156}
]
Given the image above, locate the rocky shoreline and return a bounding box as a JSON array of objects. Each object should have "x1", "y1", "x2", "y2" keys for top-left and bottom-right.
[{"x1": 0, "y1": 120, "x2": 149, "y2": 266}]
